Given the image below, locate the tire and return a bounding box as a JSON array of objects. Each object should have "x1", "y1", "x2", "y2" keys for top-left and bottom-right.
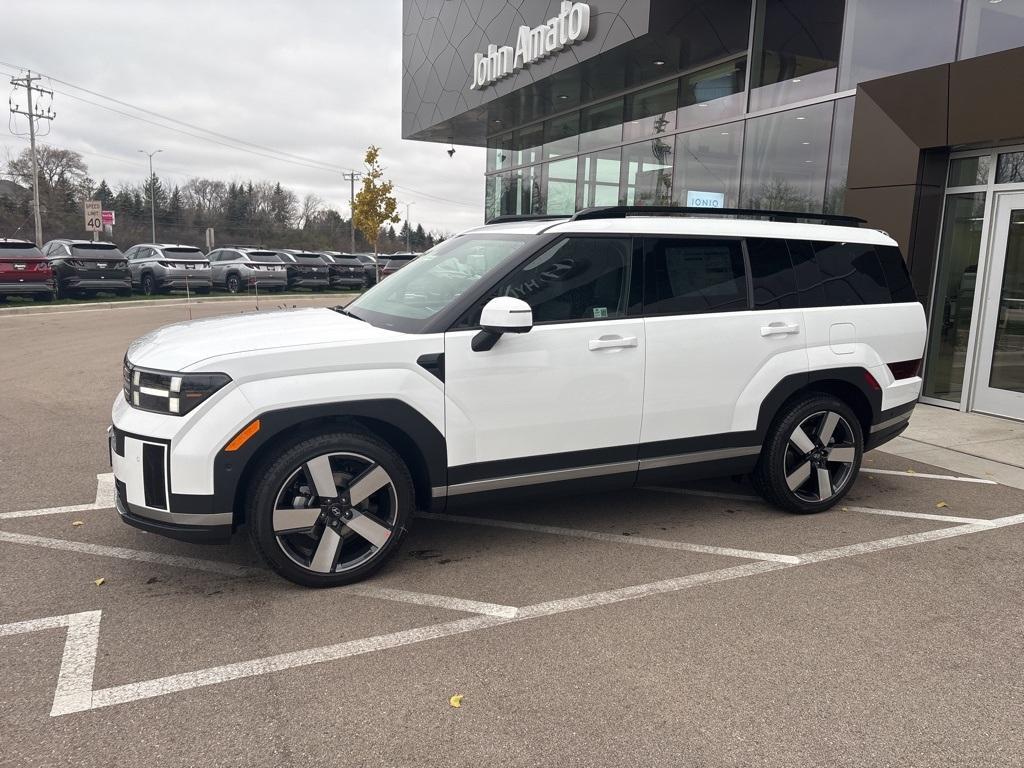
[
  {"x1": 752, "y1": 393, "x2": 863, "y2": 514},
  {"x1": 246, "y1": 428, "x2": 414, "y2": 587},
  {"x1": 226, "y1": 273, "x2": 241, "y2": 294},
  {"x1": 141, "y1": 273, "x2": 156, "y2": 296},
  {"x1": 54, "y1": 280, "x2": 66, "y2": 300}
]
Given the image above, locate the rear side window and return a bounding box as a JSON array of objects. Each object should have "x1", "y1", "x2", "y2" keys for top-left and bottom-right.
[
  {"x1": 875, "y1": 245, "x2": 917, "y2": 302},
  {"x1": 747, "y1": 238, "x2": 798, "y2": 310},
  {"x1": 811, "y1": 240, "x2": 890, "y2": 305},
  {"x1": 644, "y1": 238, "x2": 747, "y2": 315}
]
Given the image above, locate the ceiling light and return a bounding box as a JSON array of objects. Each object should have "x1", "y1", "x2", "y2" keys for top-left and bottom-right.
[
  {"x1": 697, "y1": 102, "x2": 709, "y2": 107},
  {"x1": 558, "y1": 94, "x2": 568, "y2": 100},
  {"x1": 804, "y1": 160, "x2": 813, "y2": 163},
  {"x1": 720, "y1": 132, "x2": 729, "y2": 135},
  {"x1": 802, "y1": 141, "x2": 810, "y2": 145},
  {"x1": 792, "y1": 78, "x2": 802, "y2": 83},
  {"x1": 796, "y1": 116, "x2": 806, "y2": 120},
  {"x1": 654, "y1": 60, "x2": 665, "y2": 66}
]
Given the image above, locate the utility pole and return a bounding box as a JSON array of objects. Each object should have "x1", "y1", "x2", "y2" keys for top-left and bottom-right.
[
  {"x1": 343, "y1": 171, "x2": 361, "y2": 254},
  {"x1": 138, "y1": 149, "x2": 163, "y2": 242},
  {"x1": 9, "y1": 71, "x2": 55, "y2": 246},
  {"x1": 404, "y1": 201, "x2": 414, "y2": 252}
]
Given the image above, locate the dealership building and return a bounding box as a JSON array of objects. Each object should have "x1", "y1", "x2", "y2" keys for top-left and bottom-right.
[{"x1": 402, "y1": 0, "x2": 1024, "y2": 421}]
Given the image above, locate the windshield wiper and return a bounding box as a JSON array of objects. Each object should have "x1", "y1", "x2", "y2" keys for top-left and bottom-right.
[{"x1": 332, "y1": 305, "x2": 366, "y2": 322}]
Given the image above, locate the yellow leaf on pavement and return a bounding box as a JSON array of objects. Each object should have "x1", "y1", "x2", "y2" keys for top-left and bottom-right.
[
  {"x1": 936, "y1": 501, "x2": 948, "y2": 508},
  {"x1": 449, "y1": 694, "x2": 464, "y2": 708},
  {"x1": 72, "y1": 521, "x2": 84, "y2": 527},
  {"x1": 93, "y1": 578, "x2": 105, "y2": 586}
]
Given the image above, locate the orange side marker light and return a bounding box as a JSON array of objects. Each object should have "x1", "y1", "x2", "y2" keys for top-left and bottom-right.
[{"x1": 225, "y1": 419, "x2": 261, "y2": 452}]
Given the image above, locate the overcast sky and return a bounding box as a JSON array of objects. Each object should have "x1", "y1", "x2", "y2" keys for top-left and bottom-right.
[{"x1": 1, "y1": 0, "x2": 485, "y2": 235}]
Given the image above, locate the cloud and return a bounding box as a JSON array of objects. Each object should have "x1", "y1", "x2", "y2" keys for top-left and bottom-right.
[{"x1": 1, "y1": 0, "x2": 485, "y2": 235}]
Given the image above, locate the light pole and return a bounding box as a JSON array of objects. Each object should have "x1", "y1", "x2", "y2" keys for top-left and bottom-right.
[
  {"x1": 138, "y1": 149, "x2": 163, "y2": 242},
  {"x1": 404, "y1": 201, "x2": 414, "y2": 252}
]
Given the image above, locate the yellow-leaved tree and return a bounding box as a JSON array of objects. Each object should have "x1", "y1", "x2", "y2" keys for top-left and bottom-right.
[{"x1": 352, "y1": 145, "x2": 400, "y2": 256}]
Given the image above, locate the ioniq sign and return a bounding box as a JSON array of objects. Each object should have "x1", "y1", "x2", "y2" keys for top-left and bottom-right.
[{"x1": 470, "y1": 1, "x2": 592, "y2": 91}]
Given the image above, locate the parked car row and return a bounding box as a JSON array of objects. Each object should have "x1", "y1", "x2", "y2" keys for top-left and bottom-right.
[{"x1": 0, "y1": 237, "x2": 420, "y2": 301}]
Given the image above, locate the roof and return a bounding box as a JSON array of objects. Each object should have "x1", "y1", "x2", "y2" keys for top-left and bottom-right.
[{"x1": 464, "y1": 215, "x2": 896, "y2": 246}]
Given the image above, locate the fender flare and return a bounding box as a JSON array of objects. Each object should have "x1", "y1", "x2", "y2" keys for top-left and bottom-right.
[{"x1": 755, "y1": 367, "x2": 883, "y2": 440}]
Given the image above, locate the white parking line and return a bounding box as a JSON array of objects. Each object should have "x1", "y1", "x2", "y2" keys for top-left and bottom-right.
[
  {"x1": 860, "y1": 468, "x2": 997, "y2": 484},
  {"x1": 0, "y1": 473, "x2": 115, "y2": 520},
  {"x1": 845, "y1": 506, "x2": 999, "y2": 526},
  {"x1": 343, "y1": 586, "x2": 518, "y2": 619},
  {"x1": 418, "y1": 511, "x2": 801, "y2": 564},
  {"x1": 9, "y1": 509, "x2": 1024, "y2": 715}
]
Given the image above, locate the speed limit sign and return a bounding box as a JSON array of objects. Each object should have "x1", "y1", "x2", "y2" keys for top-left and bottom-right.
[{"x1": 84, "y1": 200, "x2": 102, "y2": 232}]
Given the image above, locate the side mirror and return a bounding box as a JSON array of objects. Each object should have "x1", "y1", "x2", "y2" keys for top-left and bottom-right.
[{"x1": 472, "y1": 296, "x2": 532, "y2": 352}]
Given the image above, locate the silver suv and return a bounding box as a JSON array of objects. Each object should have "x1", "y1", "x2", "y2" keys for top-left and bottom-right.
[
  {"x1": 207, "y1": 246, "x2": 288, "y2": 293},
  {"x1": 123, "y1": 243, "x2": 212, "y2": 295}
]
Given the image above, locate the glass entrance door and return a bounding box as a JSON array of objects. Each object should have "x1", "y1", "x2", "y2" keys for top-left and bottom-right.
[{"x1": 973, "y1": 192, "x2": 1024, "y2": 419}]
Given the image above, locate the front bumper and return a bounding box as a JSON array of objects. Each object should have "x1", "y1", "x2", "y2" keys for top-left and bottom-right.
[
  {"x1": 109, "y1": 424, "x2": 233, "y2": 543},
  {"x1": 0, "y1": 280, "x2": 54, "y2": 295}
]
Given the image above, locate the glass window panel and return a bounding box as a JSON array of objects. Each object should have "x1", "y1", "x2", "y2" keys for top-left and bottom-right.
[
  {"x1": 923, "y1": 193, "x2": 987, "y2": 403},
  {"x1": 486, "y1": 139, "x2": 499, "y2": 174},
  {"x1": 513, "y1": 123, "x2": 544, "y2": 167},
  {"x1": 490, "y1": 237, "x2": 635, "y2": 323},
  {"x1": 621, "y1": 139, "x2": 674, "y2": 206},
  {"x1": 544, "y1": 112, "x2": 580, "y2": 160},
  {"x1": 491, "y1": 134, "x2": 513, "y2": 172},
  {"x1": 996, "y1": 152, "x2": 1024, "y2": 184},
  {"x1": 825, "y1": 97, "x2": 855, "y2": 213},
  {"x1": 580, "y1": 148, "x2": 622, "y2": 208},
  {"x1": 484, "y1": 175, "x2": 501, "y2": 222},
  {"x1": 949, "y1": 155, "x2": 992, "y2": 187},
  {"x1": 960, "y1": 0, "x2": 1024, "y2": 59},
  {"x1": 876, "y1": 245, "x2": 917, "y2": 303},
  {"x1": 677, "y1": 58, "x2": 747, "y2": 131},
  {"x1": 785, "y1": 239, "x2": 828, "y2": 307},
  {"x1": 750, "y1": 0, "x2": 844, "y2": 111},
  {"x1": 673, "y1": 122, "x2": 744, "y2": 208},
  {"x1": 651, "y1": 0, "x2": 753, "y2": 75},
  {"x1": 623, "y1": 81, "x2": 678, "y2": 142},
  {"x1": 838, "y1": 0, "x2": 959, "y2": 90},
  {"x1": 747, "y1": 237, "x2": 799, "y2": 309},
  {"x1": 499, "y1": 172, "x2": 518, "y2": 216},
  {"x1": 988, "y1": 209, "x2": 1024, "y2": 393},
  {"x1": 519, "y1": 165, "x2": 544, "y2": 215},
  {"x1": 579, "y1": 100, "x2": 624, "y2": 153},
  {"x1": 644, "y1": 238, "x2": 748, "y2": 315},
  {"x1": 545, "y1": 158, "x2": 579, "y2": 214},
  {"x1": 741, "y1": 102, "x2": 833, "y2": 213}
]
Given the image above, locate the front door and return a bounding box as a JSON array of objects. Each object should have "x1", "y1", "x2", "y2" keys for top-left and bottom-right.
[
  {"x1": 443, "y1": 236, "x2": 645, "y2": 491},
  {"x1": 973, "y1": 191, "x2": 1024, "y2": 418}
]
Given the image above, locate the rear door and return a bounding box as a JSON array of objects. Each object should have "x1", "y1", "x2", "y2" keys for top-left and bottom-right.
[
  {"x1": 637, "y1": 236, "x2": 808, "y2": 473},
  {"x1": 444, "y1": 235, "x2": 645, "y2": 491}
]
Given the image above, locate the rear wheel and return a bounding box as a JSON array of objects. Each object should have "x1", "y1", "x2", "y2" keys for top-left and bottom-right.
[
  {"x1": 247, "y1": 429, "x2": 413, "y2": 587},
  {"x1": 141, "y1": 273, "x2": 156, "y2": 296},
  {"x1": 226, "y1": 273, "x2": 241, "y2": 294},
  {"x1": 753, "y1": 394, "x2": 862, "y2": 514}
]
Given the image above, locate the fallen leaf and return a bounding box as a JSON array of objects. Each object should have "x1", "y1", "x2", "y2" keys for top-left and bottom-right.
[
  {"x1": 936, "y1": 501, "x2": 948, "y2": 509},
  {"x1": 906, "y1": 468, "x2": 916, "y2": 474},
  {"x1": 93, "y1": 578, "x2": 106, "y2": 586},
  {"x1": 72, "y1": 520, "x2": 84, "y2": 527},
  {"x1": 449, "y1": 694, "x2": 464, "y2": 708}
]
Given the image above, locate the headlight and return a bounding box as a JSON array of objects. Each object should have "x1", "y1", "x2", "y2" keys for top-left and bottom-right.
[{"x1": 123, "y1": 359, "x2": 230, "y2": 416}]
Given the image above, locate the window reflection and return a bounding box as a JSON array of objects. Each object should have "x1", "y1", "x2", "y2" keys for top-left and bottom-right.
[
  {"x1": 546, "y1": 157, "x2": 579, "y2": 214},
  {"x1": 673, "y1": 122, "x2": 743, "y2": 208},
  {"x1": 677, "y1": 58, "x2": 747, "y2": 131},
  {"x1": 996, "y1": 152, "x2": 1024, "y2": 185},
  {"x1": 960, "y1": 0, "x2": 1024, "y2": 59},
  {"x1": 621, "y1": 139, "x2": 674, "y2": 206},
  {"x1": 544, "y1": 113, "x2": 580, "y2": 160},
  {"x1": 750, "y1": 0, "x2": 844, "y2": 111},
  {"x1": 825, "y1": 98, "x2": 854, "y2": 213},
  {"x1": 579, "y1": 100, "x2": 623, "y2": 153},
  {"x1": 741, "y1": 102, "x2": 833, "y2": 212},
  {"x1": 580, "y1": 148, "x2": 622, "y2": 208},
  {"x1": 623, "y1": 81, "x2": 677, "y2": 143}
]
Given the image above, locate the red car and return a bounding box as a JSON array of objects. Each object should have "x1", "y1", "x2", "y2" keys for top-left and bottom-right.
[{"x1": 0, "y1": 239, "x2": 54, "y2": 301}]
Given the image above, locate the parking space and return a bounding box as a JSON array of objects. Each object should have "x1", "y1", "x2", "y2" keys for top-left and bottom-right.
[{"x1": 3, "y1": 302, "x2": 1024, "y2": 766}]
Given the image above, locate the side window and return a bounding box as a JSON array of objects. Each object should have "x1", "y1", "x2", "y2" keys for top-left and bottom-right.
[
  {"x1": 875, "y1": 245, "x2": 917, "y2": 303},
  {"x1": 812, "y1": 240, "x2": 891, "y2": 305},
  {"x1": 479, "y1": 237, "x2": 636, "y2": 324},
  {"x1": 785, "y1": 240, "x2": 827, "y2": 307},
  {"x1": 644, "y1": 238, "x2": 747, "y2": 315},
  {"x1": 747, "y1": 237, "x2": 798, "y2": 310}
]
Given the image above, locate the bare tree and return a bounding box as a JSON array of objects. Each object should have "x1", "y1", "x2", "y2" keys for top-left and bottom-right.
[{"x1": 297, "y1": 192, "x2": 323, "y2": 229}]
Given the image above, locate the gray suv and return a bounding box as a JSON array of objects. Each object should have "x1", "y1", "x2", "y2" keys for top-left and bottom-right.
[
  {"x1": 123, "y1": 243, "x2": 212, "y2": 295},
  {"x1": 276, "y1": 249, "x2": 331, "y2": 291},
  {"x1": 208, "y1": 246, "x2": 288, "y2": 293}
]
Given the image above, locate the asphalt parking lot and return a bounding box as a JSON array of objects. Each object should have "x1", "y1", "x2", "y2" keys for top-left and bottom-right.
[{"x1": 2, "y1": 300, "x2": 1023, "y2": 767}]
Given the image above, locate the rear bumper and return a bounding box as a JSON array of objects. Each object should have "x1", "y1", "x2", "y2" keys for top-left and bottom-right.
[
  {"x1": 329, "y1": 276, "x2": 364, "y2": 288},
  {"x1": 157, "y1": 275, "x2": 213, "y2": 290},
  {"x1": 866, "y1": 401, "x2": 916, "y2": 451},
  {"x1": 289, "y1": 277, "x2": 331, "y2": 289},
  {"x1": 244, "y1": 274, "x2": 287, "y2": 288},
  {"x1": 64, "y1": 276, "x2": 131, "y2": 291},
  {"x1": 0, "y1": 280, "x2": 53, "y2": 295}
]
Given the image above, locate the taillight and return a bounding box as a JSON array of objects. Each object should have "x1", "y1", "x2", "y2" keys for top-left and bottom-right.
[
  {"x1": 888, "y1": 359, "x2": 922, "y2": 380},
  {"x1": 66, "y1": 259, "x2": 85, "y2": 268},
  {"x1": 115, "y1": 261, "x2": 128, "y2": 269},
  {"x1": 863, "y1": 369, "x2": 881, "y2": 391},
  {"x1": 34, "y1": 261, "x2": 52, "y2": 272}
]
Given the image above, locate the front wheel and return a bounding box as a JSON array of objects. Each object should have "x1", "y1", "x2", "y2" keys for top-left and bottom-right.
[
  {"x1": 753, "y1": 394, "x2": 863, "y2": 514},
  {"x1": 246, "y1": 429, "x2": 414, "y2": 587}
]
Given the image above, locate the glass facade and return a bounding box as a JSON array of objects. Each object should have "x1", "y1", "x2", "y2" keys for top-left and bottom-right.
[{"x1": 483, "y1": 0, "x2": 1024, "y2": 221}]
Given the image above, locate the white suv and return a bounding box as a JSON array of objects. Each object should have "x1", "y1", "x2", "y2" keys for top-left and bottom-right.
[{"x1": 110, "y1": 207, "x2": 926, "y2": 587}]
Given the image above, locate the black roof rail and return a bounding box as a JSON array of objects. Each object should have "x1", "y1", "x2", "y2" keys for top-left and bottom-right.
[
  {"x1": 485, "y1": 214, "x2": 569, "y2": 225},
  {"x1": 568, "y1": 206, "x2": 867, "y2": 227}
]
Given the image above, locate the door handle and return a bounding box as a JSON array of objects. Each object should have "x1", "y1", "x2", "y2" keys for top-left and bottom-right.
[
  {"x1": 760, "y1": 322, "x2": 800, "y2": 337},
  {"x1": 589, "y1": 335, "x2": 638, "y2": 350}
]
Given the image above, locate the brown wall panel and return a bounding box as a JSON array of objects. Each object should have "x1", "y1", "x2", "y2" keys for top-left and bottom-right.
[
  {"x1": 948, "y1": 47, "x2": 1024, "y2": 146},
  {"x1": 847, "y1": 92, "x2": 925, "y2": 190},
  {"x1": 858, "y1": 63, "x2": 949, "y2": 149}
]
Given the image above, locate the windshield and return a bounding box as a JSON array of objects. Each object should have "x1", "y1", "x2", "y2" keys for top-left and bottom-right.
[
  {"x1": 71, "y1": 245, "x2": 123, "y2": 259},
  {"x1": 346, "y1": 234, "x2": 531, "y2": 331},
  {"x1": 165, "y1": 247, "x2": 205, "y2": 258}
]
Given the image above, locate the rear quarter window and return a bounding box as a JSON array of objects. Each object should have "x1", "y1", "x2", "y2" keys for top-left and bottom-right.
[
  {"x1": 811, "y1": 240, "x2": 891, "y2": 305},
  {"x1": 875, "y1": 245, "x2": 918, "y2": 302},
  {"x1": 747, "y1": 237, "x2": 798, "y2": 310}
]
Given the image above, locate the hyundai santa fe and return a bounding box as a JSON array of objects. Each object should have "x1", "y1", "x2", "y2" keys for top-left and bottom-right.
[{"x1": 110, "y1": 207, "x2": 927, "y2": 587}]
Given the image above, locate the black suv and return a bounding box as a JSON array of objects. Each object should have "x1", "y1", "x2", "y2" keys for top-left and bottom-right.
[
  {"x1": 322, "y1": 252, "x2": 367, "y2": 290},
  {"x1": 277, "y1": 250, "x2": 331, "y2": 291},
  {"x1": 42, "y1": 240, "x2": 130, "y2": 298}
]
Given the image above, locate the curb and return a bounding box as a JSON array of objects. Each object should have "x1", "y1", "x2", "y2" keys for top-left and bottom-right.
[{"x1": 0, "y1": 293, "x2": 359, "y2": 317}]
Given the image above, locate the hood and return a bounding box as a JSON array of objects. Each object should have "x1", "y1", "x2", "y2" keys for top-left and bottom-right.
[{"x1": 126, "y1": 307, "x2": 399, "y2": 371}]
